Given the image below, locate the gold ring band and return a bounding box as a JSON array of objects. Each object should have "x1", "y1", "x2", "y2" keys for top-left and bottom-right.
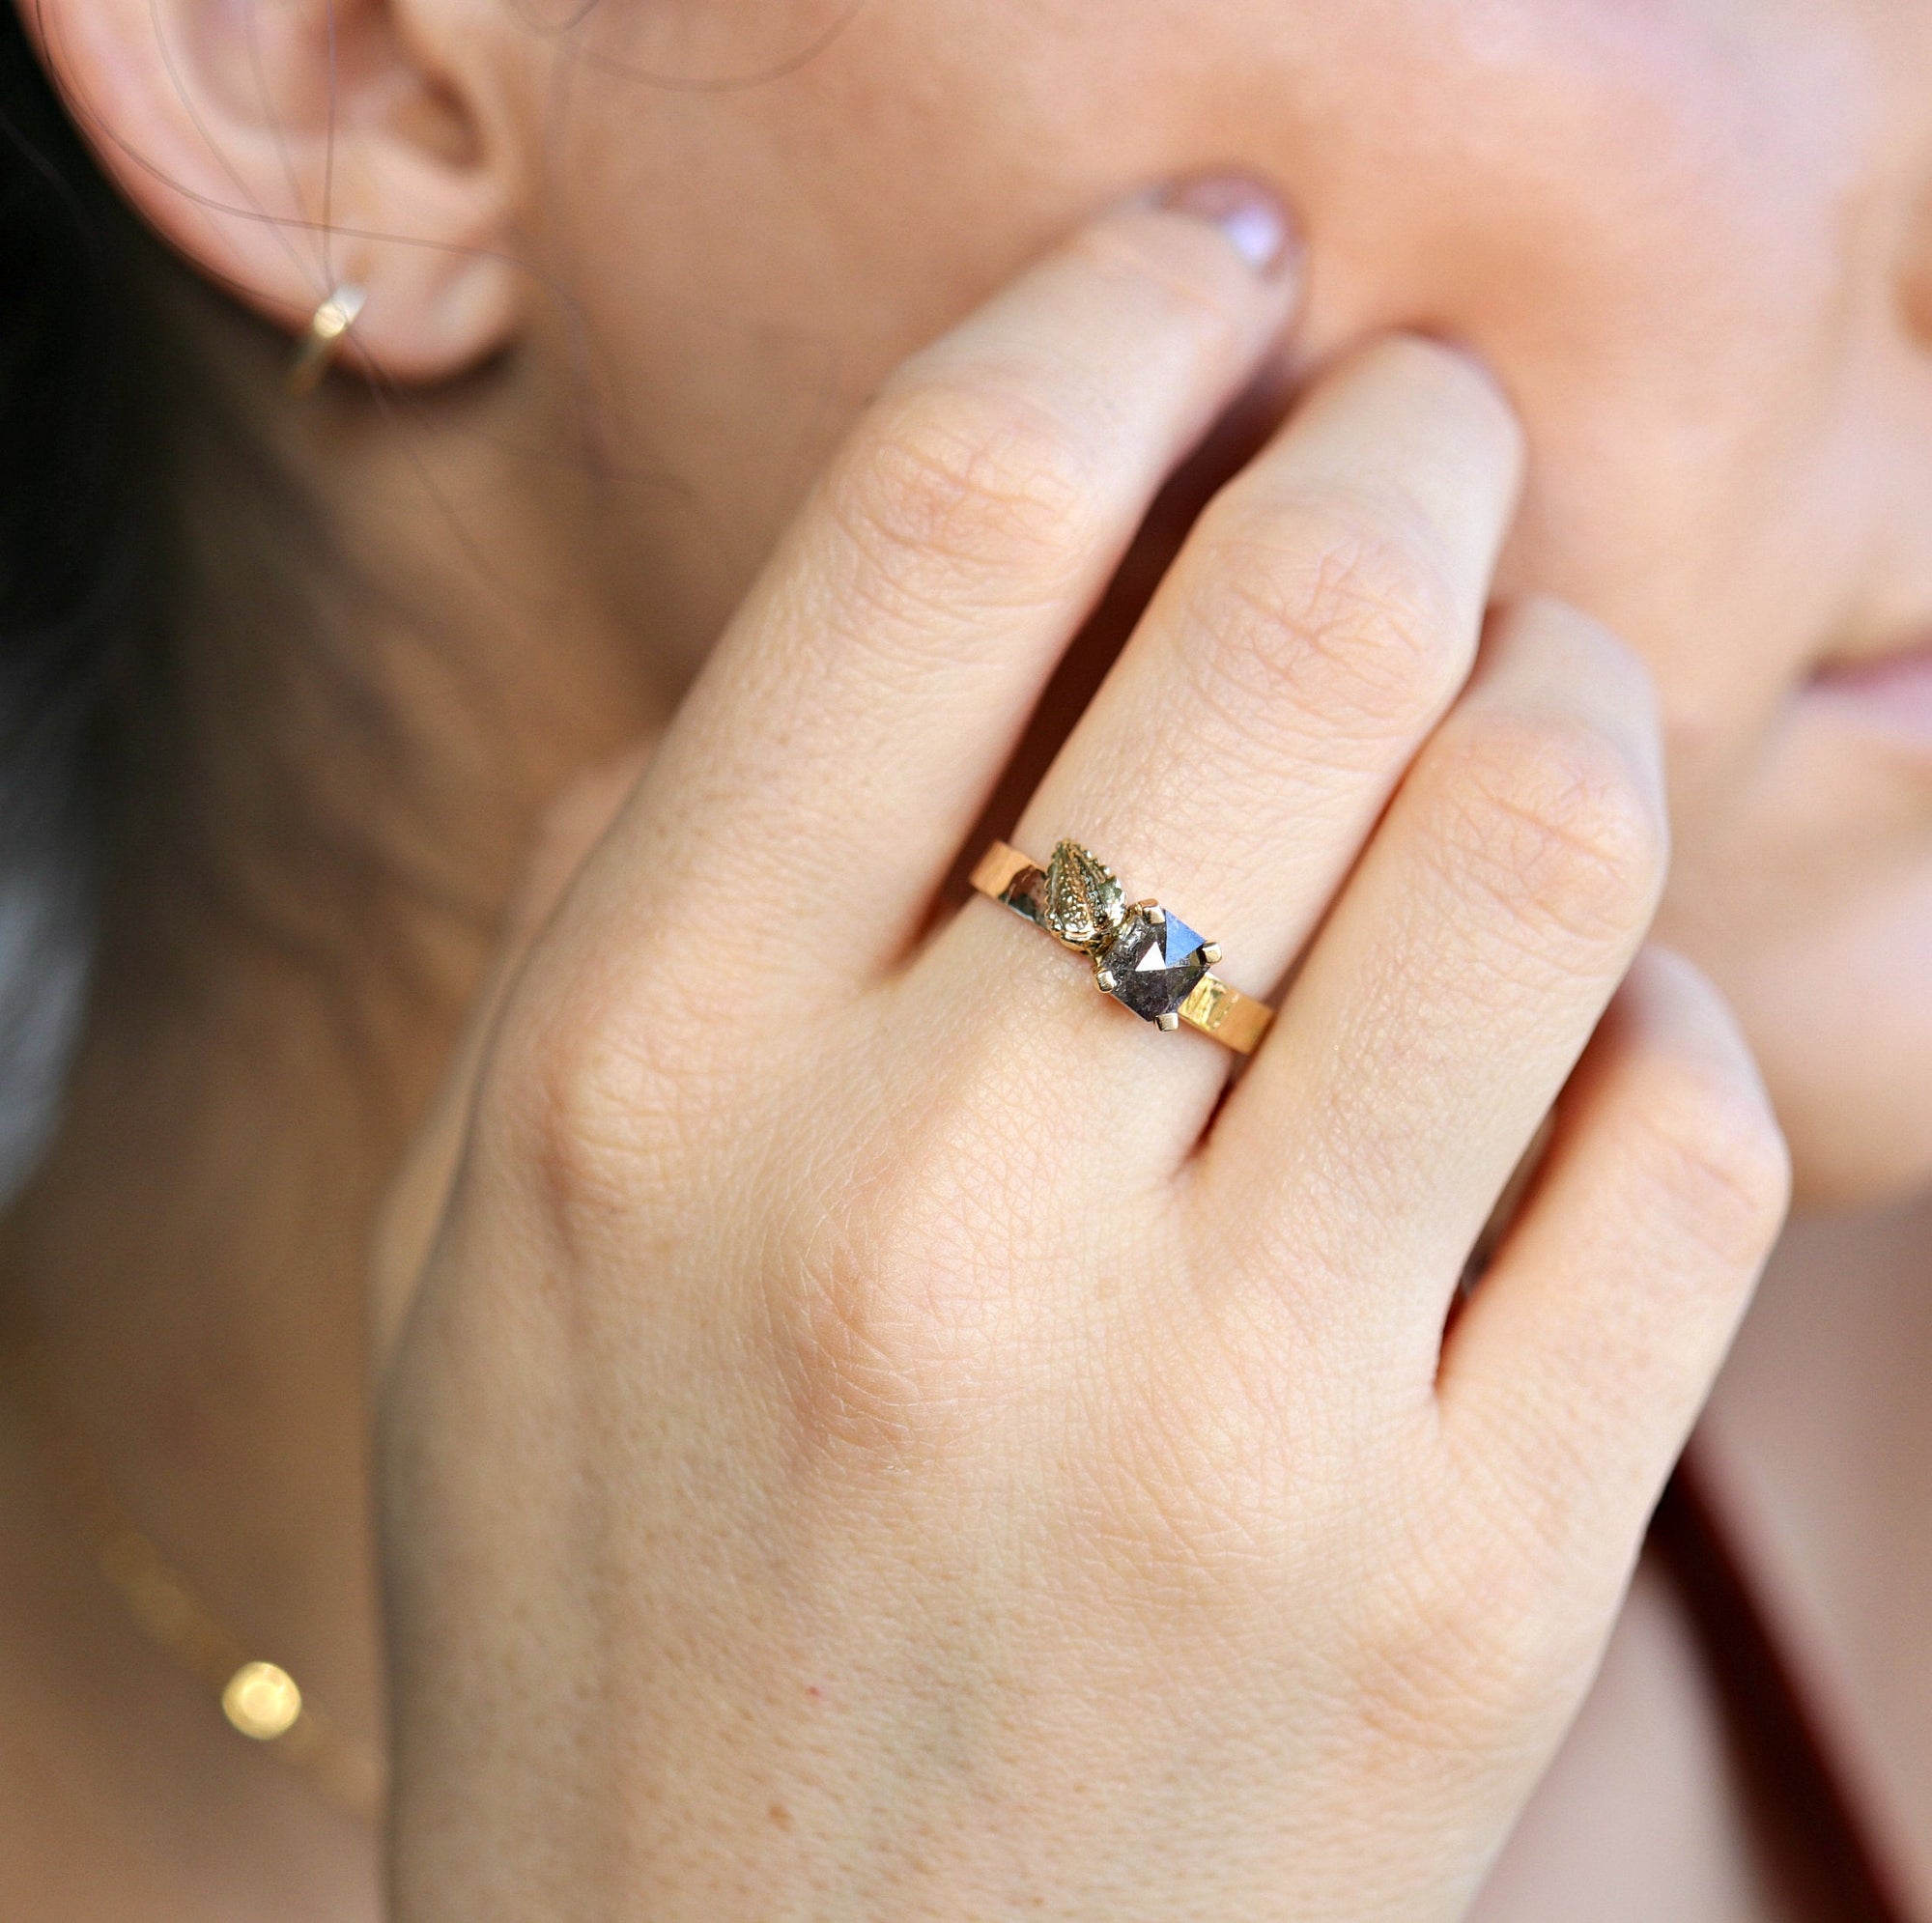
[{"x1": 971, "y1": 839, "x2": 1273, "y2": 1055}]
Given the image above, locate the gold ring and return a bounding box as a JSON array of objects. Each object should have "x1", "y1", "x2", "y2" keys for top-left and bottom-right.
[{"x1": 971, "y1": 839, "x2": 1273, "y2": 1055}]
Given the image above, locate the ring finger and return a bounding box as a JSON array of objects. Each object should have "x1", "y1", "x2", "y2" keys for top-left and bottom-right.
[{"x1": 929, "y1": 334, "x2": 1522, "y2": 1144}]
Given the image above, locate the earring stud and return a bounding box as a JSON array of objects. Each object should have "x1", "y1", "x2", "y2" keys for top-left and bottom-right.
[{"x1": 287, "y1": 282, "x2": 367, "y2": 396}]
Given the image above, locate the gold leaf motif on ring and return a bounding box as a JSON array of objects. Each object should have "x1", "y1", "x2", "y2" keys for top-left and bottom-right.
[{"x1": 1040, "y1": 839, "x2": 1125, "y2": 951}]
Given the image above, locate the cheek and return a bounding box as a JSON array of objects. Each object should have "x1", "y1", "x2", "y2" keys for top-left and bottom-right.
[
  {"x1": 523, "y1": 0, "x2": 1896, "y2": 731},
  {"x1": 1293, "y1": 0, "x2": 1873, "y2": 345},
  {"x1": 1286, "y1": 0, "x2": 1888, "y2": 732}
]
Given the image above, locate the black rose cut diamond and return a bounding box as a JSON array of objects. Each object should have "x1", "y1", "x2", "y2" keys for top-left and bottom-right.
[{"x1": 1095, "y1": 907, "x2": 1210, "y2": 1026}]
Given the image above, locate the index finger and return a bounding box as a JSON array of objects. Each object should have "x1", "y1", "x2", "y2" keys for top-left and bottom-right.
[{"x1": 554, "y1": 180, "x2": 1306, "y2": 1012}]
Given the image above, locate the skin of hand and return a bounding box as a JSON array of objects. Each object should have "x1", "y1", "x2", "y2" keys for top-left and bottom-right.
[{"x1": 374, "y1": 187, "x2": 1790, "y2": 1920}]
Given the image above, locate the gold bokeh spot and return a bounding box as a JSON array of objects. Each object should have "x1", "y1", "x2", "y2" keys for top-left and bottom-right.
[{"x1": 222, "y1": 1660, "x2": 303, "y2": 1739}]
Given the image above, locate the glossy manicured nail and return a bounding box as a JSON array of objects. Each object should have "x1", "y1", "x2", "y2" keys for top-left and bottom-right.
[{"x1": 1155, "y1": 173, "x2": 1300, "y2": 276}]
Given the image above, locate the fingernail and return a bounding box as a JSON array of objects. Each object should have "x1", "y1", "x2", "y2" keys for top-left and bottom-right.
[{"x1": 1154, "y1": 173, "x2": 1299, "y2": 276}]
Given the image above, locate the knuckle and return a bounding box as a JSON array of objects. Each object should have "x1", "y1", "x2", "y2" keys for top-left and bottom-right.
[
  {"x1": 1428, "y1": 708, "x2": 1667, "y2": 954},
  {"x1": 1628, "y1": 1059, "x2": 1792, "y2": 1268},
  {"x1": 771, "y1": 1104, "x2": 1026, "y2": 1467},
  {"x1": 476, "y1": 975, "x2": 675, "y2": 1237},
  {"x1": 1350, "y1": 1509, "x2": 1581, "y2": 1759},
  {"x1": 825, "y1": 376, "x2": 1099, "y2": 593},
  {"x1": 1181, "y1": 495, "x2": 1468, "y2": 749}
]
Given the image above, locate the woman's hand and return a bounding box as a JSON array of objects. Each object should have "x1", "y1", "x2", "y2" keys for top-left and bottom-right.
[{"x1": 376, "y1": 180, "x2": 1790, "y2": 1920}]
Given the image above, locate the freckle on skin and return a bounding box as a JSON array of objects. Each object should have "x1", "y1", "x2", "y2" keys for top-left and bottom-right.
[
  {"x1": 806, "y1": 1683, "x2": 823, "y2": 1700},
  {"x1": 768, "y1": 1801, "x2": 794, "y2": 1830}
]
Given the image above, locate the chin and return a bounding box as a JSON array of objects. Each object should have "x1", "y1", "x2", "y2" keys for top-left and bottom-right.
[
  {"x1": 1686, "y1": 922, "x2": 1932, "y2": 1215},
  {"x1": 1653, "y1": 705, "x2": 1932, "y2": 1216},
  {"x1": 1775, "y1": 1070, "x2": 1932, "y2": 1215}
]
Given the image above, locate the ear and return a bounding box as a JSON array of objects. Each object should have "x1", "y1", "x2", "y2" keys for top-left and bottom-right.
[{"x1": 17, "y1": 0, "x2": 521, "y2": 382}]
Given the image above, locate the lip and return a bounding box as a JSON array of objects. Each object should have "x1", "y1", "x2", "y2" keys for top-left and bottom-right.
[{"x1": 1805, "y1": 639, "x2": 1932, "y2": 749}]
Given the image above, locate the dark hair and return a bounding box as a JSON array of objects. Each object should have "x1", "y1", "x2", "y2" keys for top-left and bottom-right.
[{"x1": 0, "y1": 0, "x2": 176, "y2": 1183}]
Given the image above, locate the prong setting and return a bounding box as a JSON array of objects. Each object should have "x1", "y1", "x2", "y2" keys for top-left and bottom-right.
[{"x1": 974, "y1": 838, "x2": 1269, "y2": 1047}]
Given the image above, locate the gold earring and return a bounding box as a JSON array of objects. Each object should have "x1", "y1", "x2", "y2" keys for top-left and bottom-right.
[{"x1": 286, "y1": 282, "x2": 367, "y2": 396}]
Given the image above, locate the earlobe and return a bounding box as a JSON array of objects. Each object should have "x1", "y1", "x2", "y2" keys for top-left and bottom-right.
[{"x1": 14, "y1": 0, "x2": 521, "y2": 383}]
